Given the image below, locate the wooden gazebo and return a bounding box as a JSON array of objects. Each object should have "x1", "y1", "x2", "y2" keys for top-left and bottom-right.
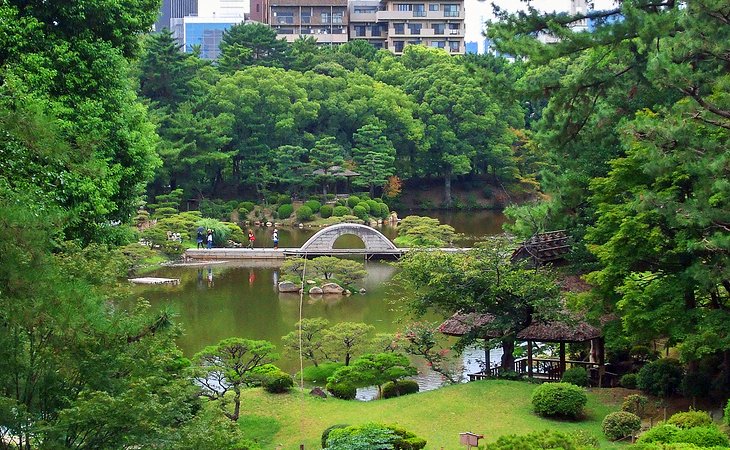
[
  {"x1": 439, "y1": 312, "x2": 611, "y2": 386},
  {"x1": 511, "y1": 230, "x2": 571, "y2": 266}
]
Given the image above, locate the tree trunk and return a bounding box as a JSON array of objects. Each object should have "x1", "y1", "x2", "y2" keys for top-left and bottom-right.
[
  {"x1": 231, "y1": 387, "x2": 241, "y2": 421},
  {"x1": 500, "y1": 337, "x2": 515, "y2": 372},
  {"x1": 444, "y1": 172, "x2": 452, "y2": 207},
  {"x1": 369, "y1": 182, "x2": 375, "y2": 198}
]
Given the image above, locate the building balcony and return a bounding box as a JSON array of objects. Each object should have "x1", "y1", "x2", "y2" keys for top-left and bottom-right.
[
  {"x1": 376, "y1": 9, "x2": 463, "y2": 20},
  {"x1": 349, "y1": 12, "x2": 378, "y2": 21},
  {"x1": 416, "y1": 27, "x2": 463, "y2": 37}
]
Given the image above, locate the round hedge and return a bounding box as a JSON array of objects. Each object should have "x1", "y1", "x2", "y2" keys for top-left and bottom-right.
[
  {"x1": 239, "y1": 201, "x2": 256, "y2": 212},
  {"x1": 379, "y1": 203, "x2": 390, "y2": 219},
  {"x1": 352, "y1": 205, "x2": 368, "y2": 221},
  {"x1": 346, "y1": 196, "x2": 360, "y2": 208},
  {"x1": 303, "y1": 199, "x2": 321, "y2": 213},
  {"x1": 561, "y1": 367, "x2": 589, "y2": 387},
  {"x1": 326, "y1": 382, "x2": 356, "y2": 400},
  {"x1": 382, "y1": 380, "x2": 420, "y2": 399},
  {"x1": 486, "y1": 430, "x2": 581, "y2": 450},
  {"x1": 366, "y1": 200, "x2": 380, "y2": 216},
  {"x1": 277, "y1": 203, "x2": 294, "y2": 219},
  {"x1": 602, "y1": 411, "x2": 641, "y2": 441},
  {"x1": 296, "y1": 205, "x2": 313, "y2": 221},
  {"x1": 321, "y1": 424, "x2": 348, "y2": 449},
  {"x1": 637, "y1": 358, "x2": 684, "y2": 397},
  {"x1": 667, "y1": 410, "x2": 713, "y2": 429},
  {"x1": 320, "y1": 204, "x2": 333, "y2": 218},
  {"x1": 674, "y1": 427, "x2": 730, "y2": 448},
  {"x1": 620, "y1": 373, "x2": 638, "y2": 389},
  {"x1": 531, "y1": 382, "x2": 587, "y2": 419},
  {"x1": 332, "y1": 205, "x2": 350, "y2": 217},
  {"x1": 263, "y1": 371, "x2": 294, "y2": 393},
  {"x1": 277, "y1": 194, "x2": 290, "y2": 205},
  {"x1": 637, "y1": 424, "x2": 681, "y2": 444},
  {"x1": 621, "y1": 394, "x2": 649, "y2": 417},
  {"x1": 356, "y1": 201, "x2": 371, "y2": 213}
]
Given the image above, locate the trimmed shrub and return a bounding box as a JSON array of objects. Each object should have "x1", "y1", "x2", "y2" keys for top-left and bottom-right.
[
  {"x1": 322, "y1": 424, "x2": 349, "y2": 449},
  {"x1": 620, "y1": 373, "x2": 638, "y2": 389},
  {"x1": 531, "y1": 382, "x2": 587, "y2": 419},
  {"x1": 296, "y1": 205, "x2": 313, "y2": 221},
  {"x1": 667, "y1": 410, "x2": 713, "y2": 429},
  {"x1": 570, "y1": 430, "x2": 600, "y2": 448},
  {"x1": 637, "y1": 359, "x2": 684, "y2": 397},
  {"x1": 320, "y1": 204, "x2": 333, "y2": 219},
  {"x1": 379, "y1": 203, "x2": 390, "y2": 219},
  {"x1": 239, "y1": 201, "x2": 256, "y2": 212},
  {"x1": 326, "y1": 382, "x2": 356, "y2": 400},
  {"x1": 263, "y1": 371, "x2": 294, "y2": 393},
  {"x1": 674, "y1": 426, "x2": 730, "y2": 447},
  {"x1": 326, "y1": 193, "x2": 335, "y2": 200},
  {"x1": 561, "y1": 367, "x2": 589, "y2": 387},
  {"x1": 303, "y1": 199, "x2": 321, "y2": 213},
  {"x1": 301, "y1": 362, "x2": 342, "y2": 383},
  {"x1": 277, "y1": 203, "x2": 294, "y2": 219},
  {"x1": 332, "y1": 206, "x2": 350, "y2": 217},
  {"x1": 277, "y1": 194, "x2": 291, "y2": 205},
  {"x1": 356, "y1": 201, "x2": 371, "y2": 213},
  {"x1": 366, "y1": 200, "x2": 380, "y2": 216},
  {"x1": 638, "y1": 424, "x2": 681, "y2": 444},
  {"x1": 622, "y1": 394, "x2": 649, "y2": 417},
  {"x1": 602, "y1": 411, "x2": 641, "y2": 441},
  {"x1": 382, "y1": 380, "x2": 420, "y2": 399},
  {"x1": 484, "y1": 430, "x2": 581, "y2": 450},
  {"x1": 346, "y1": 196, "x2": 360, "y2": 208},
  {"x1": 323, "y1": 423, "x2": 426, "y2": 450},
  {"x1": 352, "y1": 205, "x2": 368, "y2": 221}
]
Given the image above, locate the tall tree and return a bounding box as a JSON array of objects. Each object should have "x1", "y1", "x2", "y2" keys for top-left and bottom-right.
[
  {"x1": 351, "y1": 123, "x2": 396, "y2": 197},
  {"x1": 139, "y1": 30, "x2": 197, "y2": 107},
  {"x1": 308, "y1": 136, "x2": 345, "y2": 198},
  {"x1": 218, "y1": 22, "x2": 289, "y2": 72}
]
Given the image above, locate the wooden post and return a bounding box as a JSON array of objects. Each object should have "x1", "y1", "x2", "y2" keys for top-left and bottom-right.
[
  {"x1": 559, "y1": 342, "x2": 566, "y2": 377},
  {"x1": 484, "y1": 340, "x2": 490, "y2": 375},
  {"x1": 527, "y1": 340, "x2": 533, "y2": 378},
  {"x1": 597, "y1": 337, "x2": 605, "y2": 388}
]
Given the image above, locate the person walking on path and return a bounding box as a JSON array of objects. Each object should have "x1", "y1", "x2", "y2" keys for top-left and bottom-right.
[
  {"x1": 247, "y1": 230, "x2": 255, "y2": 249},
  {"x1": 272, "y1": 228, "x2": 279, "y2": 250},
  {"x1": 197, "y1": 229, "x2": 204, "y2": 249},
  {"x1": 206, "y1": 229, "x2": 214, "y2": 249}
]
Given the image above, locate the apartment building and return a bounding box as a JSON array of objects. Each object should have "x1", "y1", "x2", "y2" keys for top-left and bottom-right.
[
  {"x1": 269, "y1": 0, "x2": 349, "y2": 44},
  {"x1": 349, "y1": 0, "x2": 465, "y2": 54}
]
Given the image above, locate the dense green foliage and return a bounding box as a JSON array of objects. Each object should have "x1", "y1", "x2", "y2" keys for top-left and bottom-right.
[
  {"x1": 602, "y1": 411, "x2": 641, "y2": 441},
  {"x1": 561, "y1": 367, "x2": 589, "y2": 387},
  {"x1": 620, "y1": 373, "x2": 638, "y2": 389},
  {"x1": 637, "y1": 359, "x2": 685, "y2": 397},
  {"x1": 667, "y1": 411, "x2": 714, "y2": 430},
  {"x1": 638, "y1": 425, "x2": 730, "y2": 448},
  {"x1": 531, "y1": 383, "x2": 588, "y2": 419},
  {"x1": 393, "y1": 215, "x2": 457, "y2": 247},
  {"x1": 381, "y1": 380, "x2": 420, "y2": 399},
  {"x1": 483, "y1": 430, "x2": 587, "y2": 450},
  {"x1": 323, "y1": 423, "x2": 426, "y2": 450},
  {"x1": 327, "y1": 353, "x2": 417, "y2": 399},
  {"x1": 621, "y1": 394, "x2": 649, "y2": 418}
]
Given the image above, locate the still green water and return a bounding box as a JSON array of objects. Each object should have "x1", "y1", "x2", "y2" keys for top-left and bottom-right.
[{"x1": 134, "y1": 211, "x2": 507, "y2": 383}]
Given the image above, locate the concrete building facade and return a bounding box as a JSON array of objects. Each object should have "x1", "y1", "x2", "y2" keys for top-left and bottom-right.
[{"x1": 268, "y1": 0, "x2": 349, "y2": 44}]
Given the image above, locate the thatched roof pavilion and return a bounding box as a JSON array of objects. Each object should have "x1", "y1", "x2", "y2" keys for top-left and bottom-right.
[
  {"x1": 511, "y1": 230, "x2": 571, "y2": 266},
  {"x1": 439, "y1": 312, "x2": 607, "y2": 384}
]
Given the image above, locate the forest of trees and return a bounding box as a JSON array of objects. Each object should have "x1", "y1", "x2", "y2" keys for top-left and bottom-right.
[{"x1": 0, "y1": 0, "x2": 728, "y2": 447}]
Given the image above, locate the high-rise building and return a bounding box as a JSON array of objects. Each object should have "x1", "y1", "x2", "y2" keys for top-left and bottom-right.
[
  {"x1": 349, "y1": 0, "x2": 465, "y2": 54},
  {"x1": 268, "y1": 0, "x2": 349, "y2": 44},
  {"x1": 154, "y1": 0, "x2": 198, "y2": 32}
]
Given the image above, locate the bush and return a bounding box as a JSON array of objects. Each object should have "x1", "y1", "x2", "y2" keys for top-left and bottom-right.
[
  {"x1": 366, "y1": 200, "x2": 380, "y2": 216},
  {"x1": 561, "y1": 367, "x2": 589, "y2": 387},
  {"x1": 570, "y1": 430, "x2": 600, "y2": 448},
  {"x1": 326, "y1": 382, "x2": 356, "y2": 400},
  {"x1": 195, "y1": 218, "x2": 231, "y2": 247},
  {"x1": 352, "y1": 205, "x2": 368, "y2": 221},
  {"x1": 379, "y1": 203, "x2": 390, "y2": 219},
  {"x1": 637, "y1": 359, "x2": 684, "y2": 397},
  {"x1": 296, "y1": 205, "x2": 313, "y2": 221},
  {"x1": 602, "y1": 411, "x2": 641, "y2": 441},
  {"x1": 356, "y1": 201, "x2": 371, "y2": 213},
  {"x1": 239, "y1": 201, "x2": 256, "y2": 213},
  {"x1": 631, "y1": 345, "x2": 658, "y2": 362},
  {"x1": 326, "y1": 193, "x2": 335, "y2": 200},
  {"x1": 332, "y1": 206, "x2": 350, "y2": 217},
  {"x1": 277, "y1": 204, "x2": 294, "y2": 219},
  {"x1": 322, "y1": 424, "x2": 349, "y2": 449},
  {"x1": 667, "y1": 411, "x2": 713, "y2": 429},
  {"x1": 674, "y1": 427, "x2": 730, "y2": 447},
  {"x1": 725, "y1": 399, "x2": 730, "y2": 426},
  {"x1": 381, "y1": 380, "x2": 420, "y2": 399},
  {"x1": 277, "y1": 194, "x2": 290, "y2": 205},
  {"x1": 303, "y1": 199, "x2": 321, "y2": 213},
  {"x1": 622, "y1": 394, "x2": 649, "y2": 417},
  {"x1": 319, "y1": 204, "x2": 333, "y2": 219},
  {"x1": 262, "y1": 370, "x2": 294, "y2": 393},
  {"x1": 323, "y1": 423, "x2": 426, "y2": 450},
  {"x1": 346, "y1": 196, "x2": 360, "y2": 208},
  {"x1": 531, "y1": 382, "x2": 587, "y2": 419},
  {"x1": 638, "y1": 425, "x2": 682, "y2": 444},
  {"x1": 484, "y1": 430, "x2": 581, "y2": 450},
  {"x1": 682, "y1": 371, "x2": 712, "y2": 399},
  {"x1": 621, "y1": 373, "x2": 638, "y2": 389},
  {"x1": 301, "y1": 362, "x2": 343, "y2": 383}
]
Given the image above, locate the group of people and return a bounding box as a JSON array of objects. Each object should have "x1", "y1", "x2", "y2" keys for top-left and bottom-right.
[{"x1": 196, "y1": 227, "x2": 279, "y2": 249}]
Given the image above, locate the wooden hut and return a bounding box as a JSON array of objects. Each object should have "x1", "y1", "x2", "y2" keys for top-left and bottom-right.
[
  {"x1": 511, "y1": 230, "x2": 571, "y2": 266},
  {"x1": 439, "y1": 312, "x2": 612, "y2": 386}
]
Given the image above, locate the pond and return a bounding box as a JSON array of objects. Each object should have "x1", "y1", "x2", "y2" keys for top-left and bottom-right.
[{"x1": 134, "y1": 210, "x2": 507, "y2": 398}]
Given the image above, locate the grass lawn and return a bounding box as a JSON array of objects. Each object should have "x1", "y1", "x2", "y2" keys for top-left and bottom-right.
[{"x1": 237, "y1": 380, "x2": 627, "y2": 449}]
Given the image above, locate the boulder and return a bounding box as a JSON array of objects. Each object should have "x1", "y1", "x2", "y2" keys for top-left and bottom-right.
[
  {"x1": 344, "y1": 289, "x2": 352, "y2": 296},
  {"x1": 306, "y1": 279, "x2": 316, "y2": 285},
  {"x1": 321, "y1": 283, "x2": 344, "y2": 295},
  {"x1": 265, "y1": 221, "x2": 272, "y2": 227},
  {"x1": 310, "y1": 387, "x2": 327, "y2": 398},
  {"x1": 278, "y1": 281, "x2": 300, "y2": 293},
  {"x1": 359, "y1": 288, "x2": 367, "y2": 294},
  {"x1": 309, "y1": 286, "x2": 323, "y2": 295}
]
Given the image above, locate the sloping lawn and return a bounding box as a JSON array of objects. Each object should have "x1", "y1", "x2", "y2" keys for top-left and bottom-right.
[{"x1": 238, "y1": 380, "x2": 627, "y2": 449}]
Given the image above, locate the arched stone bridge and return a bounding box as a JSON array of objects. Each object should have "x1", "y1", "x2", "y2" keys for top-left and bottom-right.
[{"x1": 298, "y1": 223, "x2": 398, "y2": 253}]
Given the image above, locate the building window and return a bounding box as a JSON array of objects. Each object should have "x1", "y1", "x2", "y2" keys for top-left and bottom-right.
[
  {"x1": 354, "y1": 25, "x2": 366, "y2": 36},
  {"x1": 277, "y1": 27, "x2": 295, "y2": 34},
  {"x1": 449, "y1": 23, "x2": 459, "y2": 34},
  {"x1": 433, "y1": 23, "x2": 444, "y2": 34},
  {"x1": 408, "y1": 40, "x2": 421, "y2": 45},
  {"x1": 443, "y1": 4, "x2": 459, "y2": 17},
  {"x1": 321, "y1": 13, "x2": 330, "y2": 23},
  {"x1": 276, "y1": 11, "x2": 294, "y2": 24},
  {"x1": 332, "y1": 12, "x2": 343, "y2": 23},
  {"x1": 394, "y1": 40, "x2": 404, "y2": 52},
  {"x1": 354, "y1": 6, "x2": 377, "y2": 13},
  {"x1": 396, "y1": 3, "x2": 412, "y2": 11},
  {"x1": 301, "y1": 11, "x2": 311, "y2": 23},
  {"x1": 408, "y1": 23, "x2": 422, "y2": 34},
  {"x1": 372, "y1": 23, "x2": 383, "y2": 36},
  {"x1": 429, "y1": 3, "x2": 439, "y2": 11},
  {"x1": 393, "y1": 23, "x2": 405, "y2": 34},
  {"x1": 256, "y1": 4, "x2": 260, "y2": 12},
  {"x1": 431, "y1": 40, "x2": 445, "y2": 48},
  {"x1": 413, "y1": 4, "x2": 426, "y2": 16},
  {"x1": 449, "y1": 40, "x2": 459, "y2": 51},
  {"x1": 373, "y1": 42, "x2": 383, "y2": 49}
]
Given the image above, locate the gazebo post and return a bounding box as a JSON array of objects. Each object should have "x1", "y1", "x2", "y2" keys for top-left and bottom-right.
[
  {"x1": 597, "y1": 337, "x2": 605, "y2": 387},
  {"x1": 559, "y1": 342, "x2": 566, "y2": 377},
  {"x1": 484, "y1": 340, "x2": 490, "y2": 376},
  {"x1": 527, "y1": 340, "x2": 533, "y2": 378}
]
